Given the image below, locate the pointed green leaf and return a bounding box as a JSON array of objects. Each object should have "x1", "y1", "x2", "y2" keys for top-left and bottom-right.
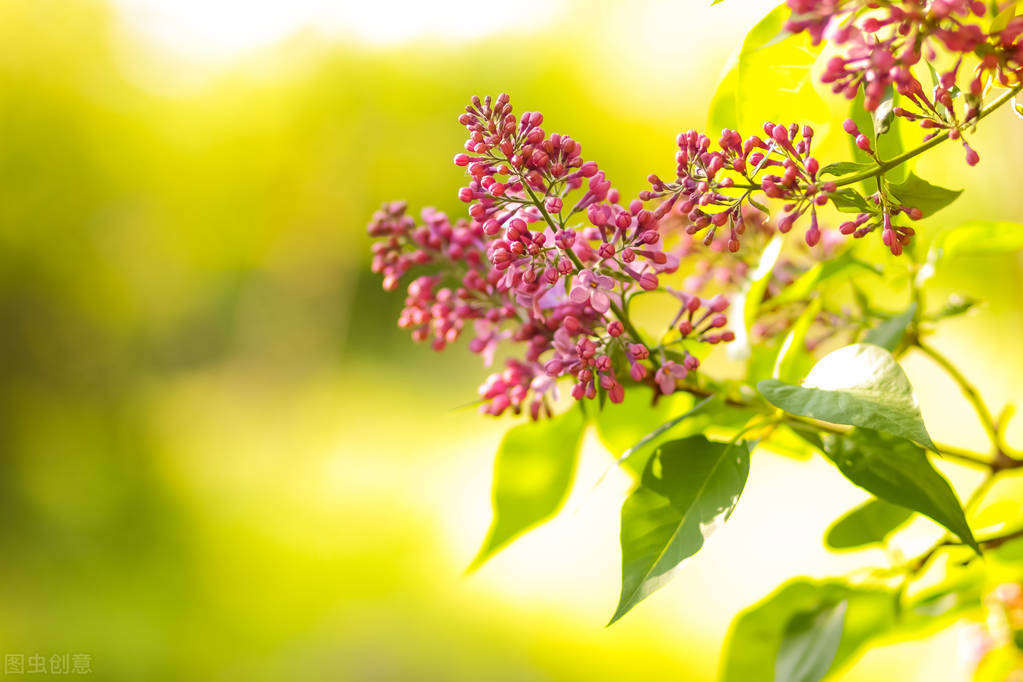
[
  {"x1": 773, "y1": 298, "x2": 821, "y2": 383},
  {"x1": 871, "y1": 85, "x2": 896, "y2": 137},
  {"x1": 735, "y1": 5, "x2": 827, "y2": 134},
  {"x1": 721, "y1": 579, "x2": 895, "y2": 682},
  {"x1": 707, "y1": 56, "x2": 740, "y2": 133},
  {"x1": 729, "y1": 234, "x2": 784, "y2": 362},
  {"x1": 825, "y1": 498, "x2": 915, "y2": 550},
  {"x1": 819, "y1": 161, "x2": 874, "y2": 178},
  {"x1": 829, "y1": 187, "x2": 874, "y2": 214},
  {"x1": 610, "y1": 436, "x2": 750, "y2": 624},
  {"x1": 597, "y1": 394, "x2": 735, "y2": 477},
  {"x1": 757, "y1": 343, "x2": 936, "y2": 450},
  {"x1": 930, "y1": 294, "x2": 979, "y2": 321},
  {"x1": 744, "y1": 234, "x2": 785, "y2": 330},
  {"x1": 767, "y1": 251, "x2": 881, "y2": 308},
  {"x1": 990, "y1": 1, "x2": 1017, "y2": 33},
  {"x1": 887, "y1": 172, "x2": 962, "y2": 217},
  {"x1": 775, "y1": 600, "x2": 848, "y2": 682},
  {"x1": 821, "y1": 429, "x2": 978, "y2": 552},
  {"x1": 849, "y1": 90, "x2": 907, "y2": 187},
  {"x1": 594, "y1": 388, "x2": 688, "y2": 475},
  {"x1": 930, "y1": 220, "x2": 1023, "y2": 262},
  {"x1": 469, "y1": 409, "x2": 586, "y2": 570},
  {"x1": 863, "y1": 302, "x2": 917, "y2": 352}
]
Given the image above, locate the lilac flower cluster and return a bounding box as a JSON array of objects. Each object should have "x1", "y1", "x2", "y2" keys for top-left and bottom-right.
[
  {"x1": 788, "y1": 0, "x2": 1023, "y2": 165},
  {"x1": 370, "y1": 94, "x2": 737, "y2": 418},
  {"x1": 369, "y1": 1, "x2": 1019, "y2": 415},
  {"x1": 641, "y1": 123, "x2": 837, "y2": 253}
]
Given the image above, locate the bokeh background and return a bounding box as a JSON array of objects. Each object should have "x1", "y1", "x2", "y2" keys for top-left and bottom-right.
[{"x1": 2, "y1": 0, "x2": 1023, "y2": 679}]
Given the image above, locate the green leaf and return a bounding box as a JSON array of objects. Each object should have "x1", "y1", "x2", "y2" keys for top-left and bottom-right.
[
  {"x1": 604, "y1": 395, "x2": 730, "y2": 476},
  {"x1": 871, "y1": 85, "x2": 896, "y2": 137},
  {"x1": 849, "y1": 90, "x2": 907, "y2": 187},
  {"x1": 818, "y1": 161, "x2": 874, "y2": 177},
  {"x1": 469, "y1": 409, "x2": 586, "y2": 570},
  {"x1": 821, "y1": 429, "x2": 978, "y2": 552},
  {"x1": 829, "y1": 187, "x2": 874, "y2": 214},
  {"x1": 930, "y1": 294, "x2": 979, "y2": 321},
  {"x1": 863, "y1": 302, "x2": 917, "y2": 352},
  {"x1": 610, "y1": 436, "x2": 750, "y2": 624},
  {"x1": 757, "y1": 343, "x2": 936, "y2": 450},
  {"x1": 729, "y1": 233, "x2": 784, "y2": 362},
  {"x1": 594, "y1": 391, "x2": 719, "y2": 477},
  {"x1": 775, "y1": 600, "x2": 848, "y2": 682},
  {"x1": 734, "y1": 5, "x2": 827, "y2": 134},
  {"x1": 744, "y1": 234, "x2": 785, "y2": 330},
  {"x1": 761, "y1": 424, "x2": 818, "y2": 460},
  {"x1": 768, "y1": 251, "x2": 881, "y2": 308},
  {"x1": 929, "y1": 220, "x2": 1023, "y2": 261},
  {"x1": 707, "y1": 58, "x2": 740, "y2": 132},
  {"x1": 991, "y1": 1, "x2": 1017, "y2": 33},
  {"x1": 887, "y1": 172, "x2": 962, "y2": 217},
  {"x1": 772, "y1": 298, "x2": 820, "y2": 383},
  {"x1": 900, "y1": 549, "x2": 985, "y2": 630},
  {"x1": 720, "y1": 579, "x2": 895, "y2": 682},
  {"x1": 825, "y1": 498, "x2": 914, "y2": 550}
]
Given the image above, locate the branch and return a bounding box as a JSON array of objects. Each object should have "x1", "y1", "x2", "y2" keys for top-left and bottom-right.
[
  {"x1": 915, "y1": 340, "x2": 1001, "y2": 453},
  {"x1": 909, "y1": 525, "x2": 1023, "y2": 573},
  {"x1": 834, "y1": 84, "x2": 1023, "y2": 188},
  {"x1": 663, "y1": 383, "x2": 1002, "y2": 470},
  {"x1": 728, "y1": 84, "x2": 1023, "y2": 193}
]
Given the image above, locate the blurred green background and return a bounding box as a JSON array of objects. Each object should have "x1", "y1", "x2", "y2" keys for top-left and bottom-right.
[{"x1": 1, "y1": 0, "x2": 1022, "y2": 679}]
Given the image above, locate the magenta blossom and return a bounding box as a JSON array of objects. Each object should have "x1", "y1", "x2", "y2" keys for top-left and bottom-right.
[
  {"x1": 569, "y1": 269, "x2": 615, "y2": 313},
  {"x1": 655, "y1": 360, "x2": 688, "y2": 395}
]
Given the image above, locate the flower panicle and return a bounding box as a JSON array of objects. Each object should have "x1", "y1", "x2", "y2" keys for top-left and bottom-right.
[{"x1": 367, "y1": 94, "x2": 746, "y2": 417}]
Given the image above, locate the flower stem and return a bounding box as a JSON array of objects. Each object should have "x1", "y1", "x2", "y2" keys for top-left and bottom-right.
[
  {"x1": 521, "y1": 180, "x2": 652, "y2": 349},
  {"x1": 729, "y1": 84, "x2": 1023, "y2": 193},
  {"x1": 916, "y1": 339, "x2": 1002, "y2": 453}
]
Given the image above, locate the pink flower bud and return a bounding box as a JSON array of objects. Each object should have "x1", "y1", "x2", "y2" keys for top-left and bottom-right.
[{"x1": 630, "y1": 363, "x2": 647, "y2": 382}]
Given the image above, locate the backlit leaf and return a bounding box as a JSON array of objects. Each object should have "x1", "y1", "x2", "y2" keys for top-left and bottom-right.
[
  {"x1": 610, "y1": 436, "x2": 750, "y2": 624},
  {"x1": 821, "y1": 429, "x2": 978, "y2": 552},
  {"x1": 829, "y1": 187, "x2": 874, "y2": 214},
  {"x1": 930, "y1": 220, "x2": 1023, "y2": 262},
  {"x1": 863, "y1": 302, "x2": 917, "y2": 352},
  {"x1": 469, "y1": 409, "x2": 586, "y2": 570},
  {"x1": 825, "y1": 498, "x2": 914, "y2": 550},
  {"x1": 775, "y1": 600, "x2": 848, "y2": 682},
  {"x1": 758, "y1": 343, "x2": 935, "y2": 450},
  {"x1": 887, "y1": 172, "x2": 962, "y2": 218},
  {"x1": 734, "y1": 5, "x2": 827, "y2": 134},
  {"x1": 721, "y1": 579, "x2": 895, "y2": 682},
  {"x1": 819, "y1": 161, "x2": 874, "y2": 177}
]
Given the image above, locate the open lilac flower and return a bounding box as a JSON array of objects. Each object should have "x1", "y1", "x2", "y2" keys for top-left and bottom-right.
[
  {"x1": 569, "y1": 269, "x2": 615, "y2": 313},
  {"x1": 654, "y1": 360, "x2": 688, "y2": 395}
]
